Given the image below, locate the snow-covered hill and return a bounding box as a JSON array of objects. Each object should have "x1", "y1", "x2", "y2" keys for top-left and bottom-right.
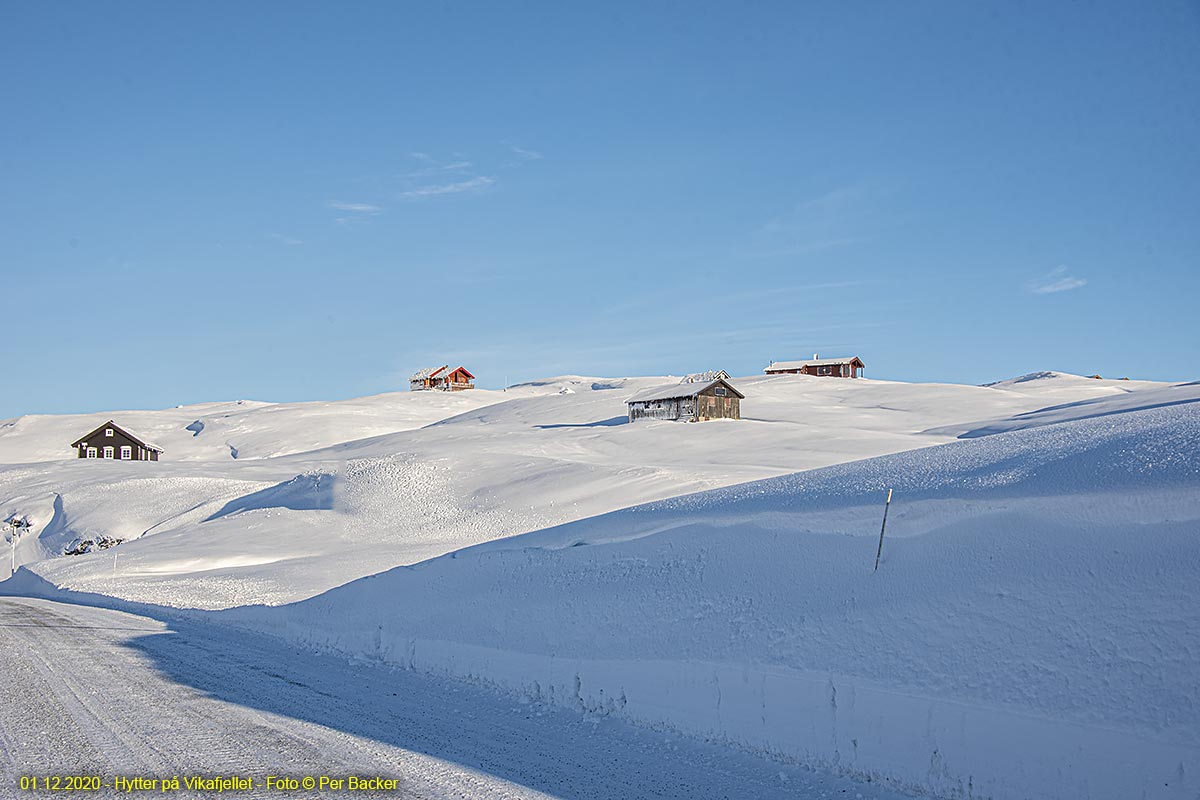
[
  {"x1": 0, "y1": 389, "x2": 517, "y2": 464},
  {"x1": 221, "y1": 388, "x2": 1200, "y2": 800},
  {"x1": 0, "y1": 372, "x2": 1173, "y2": 607},
  {"x1": 2, "y1": 371, "x2": 1197, "y2": 799}
]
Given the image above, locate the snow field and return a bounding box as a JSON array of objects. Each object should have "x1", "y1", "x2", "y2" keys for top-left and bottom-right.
[
  {"x1": 222, "y1": 396, "x2": 1200, "y2": 800},
  {"x1": 2, "y1": 372, "x2": 1173, "y2": 609},
  {"x1": 2, "y1": 371, "x2": 1197, "y2": 798}
]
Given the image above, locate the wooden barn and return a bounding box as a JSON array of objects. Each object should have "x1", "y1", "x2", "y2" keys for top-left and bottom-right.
[
  {"x1": 764, "y1": 354, "x2": 865, "y2": 378},
  {"x1": 71, "y1": 420, "x2": 162, "y2": 461},
  {"x1": 627, "y1": 377, "x2": 744, "y2": 422},
  {"x1": 410, "y1": 365, "x2": 476, "y2": 391}
]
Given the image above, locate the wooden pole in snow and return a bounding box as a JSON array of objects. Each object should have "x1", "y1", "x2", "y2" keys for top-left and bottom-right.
[{"x1": 874, "y1": 489, "x2": 893, "y2": 572}]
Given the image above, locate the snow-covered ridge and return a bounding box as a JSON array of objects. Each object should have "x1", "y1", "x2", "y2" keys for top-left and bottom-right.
[
  {"x1": 1, "y1": 373, "x2": 1187, "y2": 607},
  {"x1": 224, "y1": 393, "x2": 1200, "y2": 800}
]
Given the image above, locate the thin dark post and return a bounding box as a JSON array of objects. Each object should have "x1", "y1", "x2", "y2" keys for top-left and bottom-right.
[{"x1": 874, "y1": 488, "x2": 893, "y2": 572}]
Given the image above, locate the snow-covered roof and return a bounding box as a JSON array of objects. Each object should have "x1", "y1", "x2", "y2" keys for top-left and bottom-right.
[
  {"x1": 764, "y1": 357, "x2": 864, "y2": 372},
  {"x1": 410, "y1": 366, "x2": 449, "y2": 381},
  {"x1": 681, "y1": 370, "x2": 730, "y2": 384},
  {"x1": 70, "y1": 420, "x2": 163, "y2": 452},
  {"x1": 627, "y1": 378, "x2": 745, "y2": 403},
  {"x1": 141, "y1": 439, "x2": 165, "y2": 452}
]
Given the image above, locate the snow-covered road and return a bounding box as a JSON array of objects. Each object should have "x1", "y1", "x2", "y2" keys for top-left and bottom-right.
[{"x1": 0, "y1": 597, "x2": 904, "y2": 800}]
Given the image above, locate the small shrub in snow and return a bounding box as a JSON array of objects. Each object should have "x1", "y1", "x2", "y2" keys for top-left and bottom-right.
[{"x1": 64, "y1": 536, "x2": 124, "y2": 555}]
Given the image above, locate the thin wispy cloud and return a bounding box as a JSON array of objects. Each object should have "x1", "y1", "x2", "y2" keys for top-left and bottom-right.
[
  {"x1": 268, "y1": 233, "x2": 304, "y2": 246},
  {"x1": 739, "y1": 238, "x2": 859, "y2": 259},
  {"x1": 328, "y1": 201, "x2": 381, "y2": 213},
  {"x1": 1028, "y1": 266, "x2": 1087, "y2": 295},
  {"x1": 508, "y1": 144, "x2": 542, "y2": 161},
  {"x1": 605, "y1": 279, "x2": 874, "y2": 316},
  {"x1": 741, "y1": 184, "x2": 875, "y2": 259},
  {"x1": 399, "y1": 155, "x2": 474, "y2": 179},
  {"x1": 764, "y1": 186, "x2": 864, "y2": 228},
  {"x1": 398, "y1": 176, "x2": 495, "y2": 200}
]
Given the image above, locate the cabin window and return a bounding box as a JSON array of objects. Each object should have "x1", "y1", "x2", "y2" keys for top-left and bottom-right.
[
  {"x1": 818, "y1": 366, "x2": 831, "y2": 376},
  {"x1": 714, "y1": 386, "x2": 727, "y2": 397},
  {"x1": 103, "y1": 446, "x2": 114, "y2": 458},
  {"x1": 105, "y1": 428, "x2": 114, "y2": 437},
  {"x1": 120, "y1": 446, "x2": 132, "y2": 459},
  {"x1": 86, "y1": 447, "x2": 97, "y2": 458}
]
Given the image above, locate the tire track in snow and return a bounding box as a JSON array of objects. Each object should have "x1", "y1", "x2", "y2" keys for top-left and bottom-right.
[
  {"x1": 0, "y1": 597, "x2": 905, "y2": 799},
  {"x1": 0, "y1": 598, "x2": 559, "y2": 798}
]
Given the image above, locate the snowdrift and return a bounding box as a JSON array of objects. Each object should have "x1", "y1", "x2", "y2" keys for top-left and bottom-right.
[{"x1": 225, "y1": 396, "x2": 1200, "y2": 800}]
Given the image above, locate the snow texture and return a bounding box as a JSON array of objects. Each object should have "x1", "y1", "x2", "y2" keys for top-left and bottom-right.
[
  {"x1": 210, "y1": 393, "x2": 1199, "y2": 800},
  {"x1": 2, "y1": 371, "x2": 1197, "y2": 799}
]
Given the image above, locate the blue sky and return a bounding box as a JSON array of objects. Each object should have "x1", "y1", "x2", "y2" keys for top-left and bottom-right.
[{"x1": 2, "y1": 2, "x2": 1198, "y2": 417}]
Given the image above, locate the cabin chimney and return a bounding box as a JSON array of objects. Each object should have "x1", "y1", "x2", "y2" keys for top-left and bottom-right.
[{"x1": 813, "y1": 353, "x2": 819, "y2": 360}]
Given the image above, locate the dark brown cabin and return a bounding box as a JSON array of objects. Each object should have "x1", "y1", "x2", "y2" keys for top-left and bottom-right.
[
  {"x1": 627, "y1": 378, "x2": 745, "y2": 422},
  {"x1": 764, "y1": 355, "x2": 865, "y2": 378},
  {"x1": 71, "y1": 420, "x2": 162, "y2": 461}
]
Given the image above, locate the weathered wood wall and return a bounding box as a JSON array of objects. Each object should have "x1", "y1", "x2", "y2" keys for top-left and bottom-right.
[
  {"x1": 629, "y1": 384, "x2": 740, "y2": 422},
  {"x1": 695, "y1": 384, "x2": 740, "y2": 420},
  {"x1": 628, "y1": 398, "x2": 687, "y2": 421}
]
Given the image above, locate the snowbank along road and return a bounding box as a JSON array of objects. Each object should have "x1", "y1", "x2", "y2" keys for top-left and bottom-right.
[{"x1": 0, "y1": 596, "x2": 909, "y2": 800}]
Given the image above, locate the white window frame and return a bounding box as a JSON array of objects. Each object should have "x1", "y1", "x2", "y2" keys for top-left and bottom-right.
[
  {"x1": 714, "y1": 386, "x2": 727, "y2": 397},
  {"x1": 86, "y1": 447, "x2": 98, "y2": 458},
  {"x1": 120, "y1": 446, "x2": 132, "y2": 460},
  {"x1": 103, "y1": 446, "x2": 114, "y2": 458},
  {"x1": 105, "y1": 428, "x2": 114, "y2": 437}
]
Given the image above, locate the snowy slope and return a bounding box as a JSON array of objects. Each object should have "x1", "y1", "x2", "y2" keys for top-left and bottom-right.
[
  {"x1": 0, "y1": 389, "x2": 521, "y2": 464},
  {"x1": 930, "y1": 376, "x2": 1200, "y2": 439},
  {"x1": 2, "y1": 373, "x2": 1196, "y2": 799},
  {"x1": 1, "y1": 373, "x2": 1186, "y2": 609},
  {"x1": 220, "y1": 391, "x2": 1200, "y2": 800}
]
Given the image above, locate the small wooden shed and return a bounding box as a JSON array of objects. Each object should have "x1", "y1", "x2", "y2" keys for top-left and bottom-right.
[
  {"x1": 71, "y1": 420, "x2": 162, "y2": 461},
  {"x1": 627, "y1": 377, "x2": 744, "y2": 422}
]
